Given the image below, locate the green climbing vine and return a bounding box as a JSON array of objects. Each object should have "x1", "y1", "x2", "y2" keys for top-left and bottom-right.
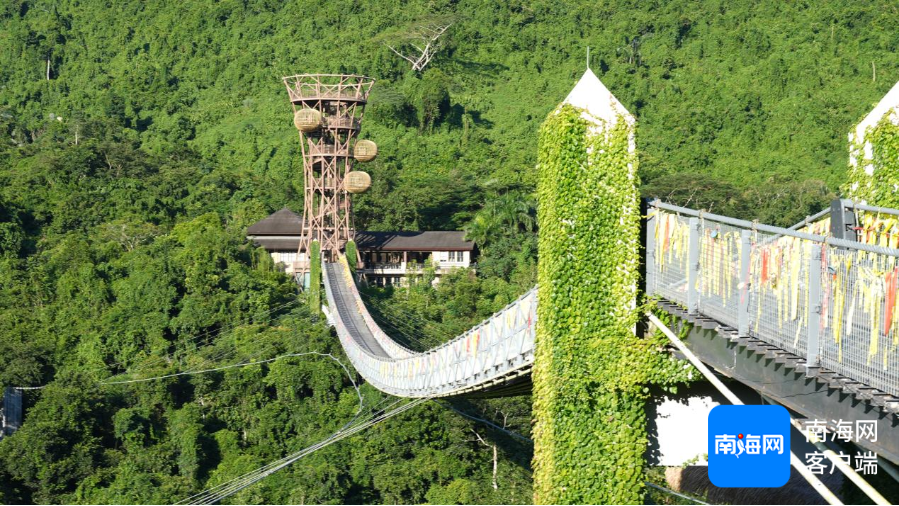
[
  {"x1": 309, "y1": 240, "x2": 321, "y2": 316},
  {"x1": 532, "y1": 104, "x2": 694, "y2": 505},
  {"x1": 345, "y1": 239, "x2": 357, "y2": 274},
  {"x1": 846, "y1": 115, "x2": 899, "y2": 208}
]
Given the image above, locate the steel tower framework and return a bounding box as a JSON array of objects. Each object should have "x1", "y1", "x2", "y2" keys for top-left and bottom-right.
[{"x1": 282, "y1": 73, "x2": 375, "y2": 272}]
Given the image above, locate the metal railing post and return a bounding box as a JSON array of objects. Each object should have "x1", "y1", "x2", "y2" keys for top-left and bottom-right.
[
  {"x1": 830, "y1": 199, "x2": 858, "y2": 241},
  {"x1": 738, "y1": 229, "x2": 752, "y2": 337},
  {"x1": 645, "y1": 203, "x2": 657, "y2": 296},
  {"x1": 807, "y1": 244, "x2": 823, "y2": 367},
  {"x1": 687, "y1": 217, "x2": 701, "y2": 315}
]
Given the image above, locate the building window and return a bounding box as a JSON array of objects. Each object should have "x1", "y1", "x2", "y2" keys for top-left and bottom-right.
[{"x1": 272, "y1": 251, "x2": 297, "y2": 264}]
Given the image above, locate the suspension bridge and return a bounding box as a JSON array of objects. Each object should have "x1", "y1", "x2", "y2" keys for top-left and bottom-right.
[
  {"x1": 127, "y1": 187, "x2": 899, "y2": 504},
  {"x1": 307, "y1": 70, "x2": 899, "y2": 483},
  {"x1": 322, "y1": 195, "x2": 899, "y2": 457},
  {"x1": 6, "y1": 70, "x2": 899, "y2": 505}
]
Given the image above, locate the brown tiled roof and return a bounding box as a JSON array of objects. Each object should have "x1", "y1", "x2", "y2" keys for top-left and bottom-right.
[
  {"x1": 250, "y1": 232, "x2": 474, "y2": 252},
  {"x1": 246, "y1": 208, "x2": 302, "y2": 236},
  {"x1": 354, "y1": 231, "x2": 474, "y2": 251},
  {"x1": 251, "y1": 238, "x2": 301, "y2": 251},
  {"x1": 247, "y1": 208, "x2": 475, "y2": 251}
]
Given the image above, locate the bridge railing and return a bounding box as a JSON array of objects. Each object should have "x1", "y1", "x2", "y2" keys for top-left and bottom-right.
[
  {"x1": 333, "y1": 254, "x2": 416, "y2": 359},
  {"x1": 647, "y1": 200, "x2": 899, "y2": 397},
  {"x1": 323, "y1": 255, "x2": 537, "y2": 397}
]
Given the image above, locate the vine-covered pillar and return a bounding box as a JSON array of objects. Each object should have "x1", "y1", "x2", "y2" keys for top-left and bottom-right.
[
  {"x1": 345, "y1": 239, "x2": 358, "y2": 274},
  {"x1": 846, "y1": 80, "x2": 899, "y2": 207},
  {"x1": 533, "y1": 69, "x2": 647, "y2": 504},
  {"x1": 309, "y1": 240, "x2": 321, "y2": 316}
]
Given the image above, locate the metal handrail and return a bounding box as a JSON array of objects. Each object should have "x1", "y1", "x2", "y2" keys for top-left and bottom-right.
[
  {"x1": 788, "y1": 207, "x2": 832, "y2": 231},
  {"x1": 648, "y1": 200, "x2": 899, "y2": 397},
  {"x1": 651, "y1": 200, "x2": 899, "y2": 257},
  {"x1": 322, "y1": 255, "x2": 537, "y2": 397},
  {"x1": 850, "y1": 201, "x2": 899, "y2": 217},
  {"x1": 330, "y1": 197, "x2": 899, "y2": 399}
]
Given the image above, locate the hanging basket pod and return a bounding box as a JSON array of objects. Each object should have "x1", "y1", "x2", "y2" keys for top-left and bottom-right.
[
  {"x1": 293, "y1": 108, "x2": 322, "y2": 132},
  {"x1": 345, "y1": 171, "x2": 372, "y2": 194},
  {"x1": 353, "y1": 139, "x2": 378, "y2": 162}
]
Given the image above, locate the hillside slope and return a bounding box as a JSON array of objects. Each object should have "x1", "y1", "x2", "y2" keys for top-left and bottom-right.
[{"x1": 1, "y1": 1, "x2": 898, "y2": 504}]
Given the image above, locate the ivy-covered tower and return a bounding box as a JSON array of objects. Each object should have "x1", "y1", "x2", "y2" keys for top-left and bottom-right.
[
  {"x1": 846, "y1": 79, "x2": 899, "y2": 208},
  {"x1": 532, "y1": 69, "x2": 645, "y2": 503}
]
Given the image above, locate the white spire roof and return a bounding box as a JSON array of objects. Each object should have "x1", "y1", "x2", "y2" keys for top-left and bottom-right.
[
  {"x1": 850, "y1": 80, "x2": 899, "y2": 178},
  {"x1": 564, "y1": 68, "x2": 634, "y2": 127},
  {"x1": 855, "y1": 80, "x2": 899, "y2": 142}
]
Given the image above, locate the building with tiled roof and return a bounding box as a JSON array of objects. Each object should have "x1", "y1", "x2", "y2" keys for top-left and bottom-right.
[{"x1": 247, "y1": 208, "x2": 476, "y2": 286}]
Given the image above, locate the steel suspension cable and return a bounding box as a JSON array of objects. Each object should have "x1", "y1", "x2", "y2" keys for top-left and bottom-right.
[
  {"x1": 179, "y1": 397, "x2": 409, "y2": 505},
  {"x1": 648, "y1": 312, "x2": 844, "y2": 505},
  {"x1": 180, "y1": 397, "x2": 428, "y2": 505},
  {"x1": 98, "y1": 297, "x2": 303, "y2": 379},
  {"x1": 356, "y1": 294, "x2": 440, "y2": 340},
  {"x1": 440, "y1": 401, "x2": 707, "y2": 504}
]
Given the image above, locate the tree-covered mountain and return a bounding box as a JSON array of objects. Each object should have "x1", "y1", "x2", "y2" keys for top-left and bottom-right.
[
  {"x1": 4, "y1": 0, "x2": 897, "y2": 227},
  {"x1": 0, "y1": 0, "x2": 897, "y2": 503}
]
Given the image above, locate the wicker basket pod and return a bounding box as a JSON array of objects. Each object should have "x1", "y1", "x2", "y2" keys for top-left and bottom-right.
[
  {"x1": 353, "y1": 139, "x2": 378, "y2": 162},
  {"x1": 344, "y1": 171, "x2": 372, "y2": 194},
  {"x1": 293, "y1": 108, "x2": 322, "y2": 132}
]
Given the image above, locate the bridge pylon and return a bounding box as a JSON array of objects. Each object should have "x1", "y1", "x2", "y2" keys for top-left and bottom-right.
[{"x1": 533, "y1": 68, "x2": 648, "y2": 504}]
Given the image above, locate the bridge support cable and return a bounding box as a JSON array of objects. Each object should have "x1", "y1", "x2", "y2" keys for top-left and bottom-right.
[
  {"x1": 179, "y1": 397, "x2": 410, "y2": 505},
  {"x1": 185, "y1": 399, "x2": 412, "y2": 505},
  {"x1": 14, "y1": 351, "x2": 361, "y2": 400},
  {"x1": 178, "y1": 396, "x2": 429, "y2": 505},
  {"x1": 64, "y1": 297, "x2": 305, "y2": 381},
  {"x1": 355, "y1": 293, "x2": 436, "y2": 350},
  {"x1": 879, "y1": 456, "x2": 899, "y2": 485},
  {"x1": 23, "y1": 297, "x2": 310, "y2": 392},
  {"x1": 644, "y1": 482, "x2": 710, "y2": 505},
  {"x1": 101, "y1": 352, "x2": 358, "y2": 389},
  {"x1": 439, "y1": 401, "x2": 711, "y2": 505},
  {"x1": 356, "y1": 291, "x2": 451, "y2": 349},
  {"x1": 759, "y1": 395, "x2": 892, "y2": 505},
  {"x1": 647, "y1": 312, "x2": 845, "y2": 506},
  {"x1": 439, "y1": 402, "x2": 532, "y2": 443},
  {"x1": 442, "y1": 407, "x2": 708, "y2": 505}
]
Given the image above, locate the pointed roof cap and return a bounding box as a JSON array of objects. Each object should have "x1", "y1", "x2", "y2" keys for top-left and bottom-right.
[
  {"x1": 247, "y1": 207, "x2": 302, "y2": 236},
  {"x1": 564, "y1": 69, "x2": 634, "y2": 126}
]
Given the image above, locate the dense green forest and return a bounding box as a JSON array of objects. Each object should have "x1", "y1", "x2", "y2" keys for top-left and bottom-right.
[{"x1": 0, "y1": 0, "x2": 898, "y2": 503}]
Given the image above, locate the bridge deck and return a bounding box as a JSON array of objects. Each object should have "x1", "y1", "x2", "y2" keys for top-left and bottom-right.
[
  {"x1": 321, "y1": 255, "x2": 537, "y2": 398},
  {"x1": 324, "y1": 262, "x2": 388, "y2": 358},
  {"x1": 321, "y1": 200, "x2": 898, "y2": 459},
  {"x1": 661, "y1": 299, "x2": 899, "y2": 465}
]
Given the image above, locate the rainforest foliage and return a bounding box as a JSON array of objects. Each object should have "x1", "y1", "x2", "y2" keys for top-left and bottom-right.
[{"x1": 0, "y1": 0, "x2": 898, "y2": 503}]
